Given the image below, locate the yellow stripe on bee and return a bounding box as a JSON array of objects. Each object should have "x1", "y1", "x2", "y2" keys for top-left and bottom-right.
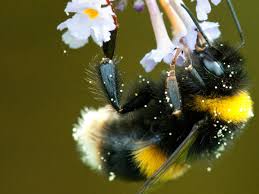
[
  {"x1": 133, "y1": 145, "x2": 188, "y2": 181},
  {"x1": 194, "y1": 91, "x2": 254, "y2": 123}
]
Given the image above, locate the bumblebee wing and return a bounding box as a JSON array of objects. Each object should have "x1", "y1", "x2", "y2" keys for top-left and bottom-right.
[{"x1": 137, "y1": 118, "x2": 207, "y2": 194}]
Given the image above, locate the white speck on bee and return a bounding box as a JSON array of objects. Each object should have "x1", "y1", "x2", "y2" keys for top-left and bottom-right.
[
  {"x1": 109, "y1": 172, "x2": 116, "y2": 181},
  {"x1": 215, "y1": 153, "x2": 221, "y2": 159},
  {"x1": 166, "y1": 97, "x2": 170, "y2": 102},
  {"x1": 144, "y1": 105, "x2": 147, "y2": 108},
  {"x1": 135, "y1": 93, "x2": 138, "y2": 96}
]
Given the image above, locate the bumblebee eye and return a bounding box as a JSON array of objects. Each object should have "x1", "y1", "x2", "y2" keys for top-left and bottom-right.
[{"x1": 203, "y1": 58, "x2": 224, "y2": 76}]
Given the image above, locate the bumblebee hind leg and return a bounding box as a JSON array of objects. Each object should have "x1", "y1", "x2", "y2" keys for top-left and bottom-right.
[{"x1": 98, "y1": 59, "x2": 155, "y2": 114}]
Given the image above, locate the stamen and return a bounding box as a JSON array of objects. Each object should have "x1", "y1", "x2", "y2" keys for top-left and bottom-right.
[{"x1": 83, "y1": 8, "x2": 99, "y2": 19}]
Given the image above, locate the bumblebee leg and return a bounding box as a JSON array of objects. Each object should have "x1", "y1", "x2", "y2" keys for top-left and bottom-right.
[
  {"x1": 166, "y1": 48, "x2": 182, "y2": 116},
  {"x1": 181, "y1": 40, "x2": 205, "y2": 87},
  {"x1": 102, "y1": 29, "x2": 117, "y2": 60},
  {"x1": 100, "y1": 29, "x2": 154, "y2": 113},
  {"x1": 226, "y1": 0, "x2": 245, "y2": 48},
  {"x1": 99, "y1": 58, "x2": 121, "y2": 112}
]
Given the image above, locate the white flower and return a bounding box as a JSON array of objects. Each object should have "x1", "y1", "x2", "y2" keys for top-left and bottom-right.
[
  {"x1": 57, "y1": 0, "x2": 116, "y2": 48},
  {"x1": 141, "y1": 0, "x2": 222, "y2": 72},
  {"x1": 194, "y1": 0, "x2": 222, "y2": 21},
  {"x1": 141, "y1": 0, "x2": 177, "y2": 72}
]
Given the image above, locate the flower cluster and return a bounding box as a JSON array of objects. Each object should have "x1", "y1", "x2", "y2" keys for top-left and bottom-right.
[{"x1": 57, "y1": 0, "x2": 222, "y2": 72}]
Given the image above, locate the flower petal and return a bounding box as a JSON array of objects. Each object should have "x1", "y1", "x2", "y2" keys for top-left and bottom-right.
[
  {"x1": 200, "y1": 21, "x2": 221, "y2": 41},
  {"x1": 196, "y1": 0, "x2": 211, "y2": 21},
  {"x1": 140, "y1": 47, "x2": 175, "y2": 72},
  {"x1": 62, "y1": 31, "x2": 88, "y2": 49},
  {"x1": 211, "y1": 0, "x2": 221, "y2": 6}
]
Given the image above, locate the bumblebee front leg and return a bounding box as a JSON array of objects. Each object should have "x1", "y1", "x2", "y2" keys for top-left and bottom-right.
[
  {"x1": 166, "y1": 48, "x2": 182, "y2": 116},
  {"x1": 181, "y1": 39, "x2": 205, "y2": 87}
]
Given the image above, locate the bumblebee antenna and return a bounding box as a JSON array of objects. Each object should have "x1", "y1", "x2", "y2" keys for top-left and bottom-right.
[
  {"x1": 180, "y1": 4, "x2": 212, "y2": 48},
  {"x1": 226, "y1": 0, "x2": 245, "y2": 49}
]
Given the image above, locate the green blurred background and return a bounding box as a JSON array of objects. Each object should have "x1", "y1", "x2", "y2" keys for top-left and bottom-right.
[{"x1": 1, "y1": 0, "x2": 258, "y2": 194}]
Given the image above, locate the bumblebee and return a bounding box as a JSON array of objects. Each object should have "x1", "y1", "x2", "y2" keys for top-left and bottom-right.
[{"x1": 72, "y1": 1, "x2": 253, "y2": 193}]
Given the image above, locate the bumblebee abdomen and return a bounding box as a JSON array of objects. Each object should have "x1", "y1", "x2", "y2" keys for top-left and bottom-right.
[{"x1": 101, "y1": 143, "x2": 189, "y2": 181}]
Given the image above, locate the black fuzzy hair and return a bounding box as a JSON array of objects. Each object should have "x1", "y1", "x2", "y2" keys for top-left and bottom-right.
[{"x1": 177, "y1": 43, "x2": 248, "y2": 98}]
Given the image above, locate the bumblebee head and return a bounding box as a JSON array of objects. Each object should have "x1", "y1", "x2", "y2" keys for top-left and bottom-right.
[{"x1": 192, "y1": 43, "x2": 248, "y2": 97}]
